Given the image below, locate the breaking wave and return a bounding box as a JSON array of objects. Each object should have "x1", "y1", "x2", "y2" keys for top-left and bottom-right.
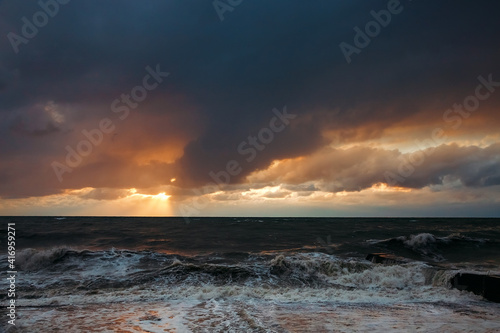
[
  {"x1": 367, "y1": 233, "x2": 493, "y2": 261},
  {"x1": 3, "y1": 247, "x2": 461, "y2": 296}
]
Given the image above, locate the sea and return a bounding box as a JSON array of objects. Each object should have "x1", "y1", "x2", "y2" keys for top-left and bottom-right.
[{"x1": 1, "y1": 217, "x2": 499, "y2": 332}]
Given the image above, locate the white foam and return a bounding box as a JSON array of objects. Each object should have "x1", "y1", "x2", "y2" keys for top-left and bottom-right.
[
  {"x1": 403, "y1": 233, "x2": 437, "y2": 248},
  {"x1": 12, "y1": 250, "x2": 499, "y2": 332},
  {"x1": 13, "y1": 298, "x2": 500, "y2": 332}
]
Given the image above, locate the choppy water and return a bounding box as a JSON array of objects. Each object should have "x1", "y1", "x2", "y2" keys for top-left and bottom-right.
[{"x1": 1, "y1": 217, "x2": 499, "y2": 332}]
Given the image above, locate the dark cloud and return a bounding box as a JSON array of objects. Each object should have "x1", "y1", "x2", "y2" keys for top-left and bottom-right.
[
  {"x1": 79, "y1": 188, "x2": 128, "y2": 201},
  {"x1": 9, "y1": 117, "x2": 60, "y2": 137},
  {"x1": 249, "y1": 143, "x2": 500, "y2": 192},
  {"x1": 0, "y1": 0, "x2": 499, "y2": 199}
]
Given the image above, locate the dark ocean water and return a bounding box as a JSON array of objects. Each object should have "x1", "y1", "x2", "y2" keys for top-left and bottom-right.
[
  {"x1": 2, "y1": 217, "x2": 500, "y2": 262},
  {"x1": 1, "y1": 217, "x2": 500, "y2": 332}
]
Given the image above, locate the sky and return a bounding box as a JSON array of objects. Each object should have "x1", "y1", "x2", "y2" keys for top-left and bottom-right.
[{"x1": 1, "y1": 0, "x2": 499, "y2": 217}]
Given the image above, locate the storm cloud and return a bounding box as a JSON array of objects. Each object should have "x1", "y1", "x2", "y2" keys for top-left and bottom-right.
[{"x1": 1, "y1": 0, "x2": 499, "y2": 216}]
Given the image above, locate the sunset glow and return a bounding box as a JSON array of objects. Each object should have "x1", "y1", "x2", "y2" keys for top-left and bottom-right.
[{"x1": 0, "y1": 1, "x2": 499, "y2": 217}]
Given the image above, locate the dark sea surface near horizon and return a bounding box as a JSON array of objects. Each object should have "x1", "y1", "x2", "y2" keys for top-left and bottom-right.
[
  {"x1": 2, "y1": 217, "x2": 499, "y2": 265},
  {"x1": 1, "y1": 217, "x2": 499, "y2": 332}
]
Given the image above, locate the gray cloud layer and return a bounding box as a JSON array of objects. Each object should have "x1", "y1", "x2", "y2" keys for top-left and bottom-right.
[
  {"x1": 249, "y1": 143, "x2": 500, "y2": 192},
  {"x1": 1, "y1": 0, "x2": 500, "y2": 198}
]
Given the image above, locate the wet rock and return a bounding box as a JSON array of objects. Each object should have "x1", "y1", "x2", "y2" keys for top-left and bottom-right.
[
  {"x1": 450, "y1": 273, "x2": 500, "y2": 302},
  {"x1": 366, "y1": 253, "x2": 408, "y2": 265}
]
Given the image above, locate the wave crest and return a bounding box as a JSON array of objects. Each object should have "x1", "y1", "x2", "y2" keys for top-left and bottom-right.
[
  {"x1": 368, "y1": 233, "x2": 492, "y2": 262},
  {"x1": 17, "y1": 247, "x2": 73, "y2": 271}
]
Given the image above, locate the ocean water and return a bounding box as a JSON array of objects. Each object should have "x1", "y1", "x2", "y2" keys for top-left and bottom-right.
[{"x1": 1, "y1": 217, "x2": 499, "y2": 332}]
